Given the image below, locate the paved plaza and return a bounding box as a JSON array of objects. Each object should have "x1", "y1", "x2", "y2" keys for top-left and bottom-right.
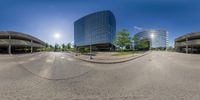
[{"x1": 0, "y1": 51, "x2": 200, "y2": 100}]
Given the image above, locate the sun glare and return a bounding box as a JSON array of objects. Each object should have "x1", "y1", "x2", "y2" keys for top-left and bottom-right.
[
  {"x1": 151, "y1": 34, "x2": 154, "y2": 38},
  {"x1": 54, "y1": 33, "x2": 61, "y2": 39}
]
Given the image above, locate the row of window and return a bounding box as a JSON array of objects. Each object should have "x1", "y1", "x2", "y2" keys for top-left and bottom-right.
[
  {"x1": 135, "y1": 30, "x2": 168, "y2": 48},
  {"x1": 74, "y1": 11, "x2": 116, "y2": 46}
]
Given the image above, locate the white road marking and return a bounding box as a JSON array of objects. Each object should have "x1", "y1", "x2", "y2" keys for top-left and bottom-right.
[
  {"x1": 66, "y1": 58, "x2": 73, "y2": 61},
  {"x1": 46, "y1": 59, "x2": 53, "y2": 63},
  {"x1": 29, "y1": 58, "x2": 36, "y2": 61}
]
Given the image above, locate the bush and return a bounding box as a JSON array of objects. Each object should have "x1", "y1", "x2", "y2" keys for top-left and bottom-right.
[
  {"x1": 112, "y1": 51, "x2": 134, "y2": 56},
  {"x1": 134, "y1": 39, "x2": 149, "y2": 51},
  {"x1": 78, "y1": 47, "x2": 90, "y2": 53}
]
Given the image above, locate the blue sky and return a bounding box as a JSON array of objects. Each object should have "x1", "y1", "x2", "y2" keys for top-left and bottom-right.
[{"x1": 0, "y1": 0, "x2": 200, "y2": 46}]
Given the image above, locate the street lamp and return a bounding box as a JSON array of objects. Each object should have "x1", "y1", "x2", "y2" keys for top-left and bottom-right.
[{"x1": 90, "y1": 33, "x2": 93, "y2": 59}]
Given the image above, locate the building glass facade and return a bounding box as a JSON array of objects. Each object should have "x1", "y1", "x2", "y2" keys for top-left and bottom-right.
[
  {"x1": 134, "y1": 30, "x2": 169, "y2": 48},
  {"x1": 74, "y1": 10, "x2": 116, "y2": 50}
]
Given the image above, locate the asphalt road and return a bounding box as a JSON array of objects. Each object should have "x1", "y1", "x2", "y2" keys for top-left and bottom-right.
[{"x1": 0, "y1": 51, "x2": 200, "y2": 100}]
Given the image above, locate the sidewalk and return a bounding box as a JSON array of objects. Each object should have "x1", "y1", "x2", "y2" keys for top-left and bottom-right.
[{"x1": 67, "y1": 51, "x2": 150, "y2": 64}]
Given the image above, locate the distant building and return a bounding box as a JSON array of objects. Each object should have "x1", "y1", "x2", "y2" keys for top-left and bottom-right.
[
  {"x1": 74, "y1": 10, "x2": 116, "y2": 51},
  {"x1": 0, "y1": 31, "x2": 45, "y2": 54},
  {"x1": 175, "y1": 32, "x2": 200, "y2": 53},
  {"x1": 134, "y1": 30, "x2": 169, "y2": 49}
]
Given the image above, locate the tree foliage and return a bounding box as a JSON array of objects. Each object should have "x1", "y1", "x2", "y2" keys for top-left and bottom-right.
[
  {"x1": 62, "y1": 44, "x2": 66, "y2": 51},
  {"x1": 41, "y1": 42, "x2": 74, "y2": 52},
  {"x1": 114, "y1": 29, "x2": 132, "y2": 50},
  {"x1": 54, "y1": 43, "x2": 60, "y2": 52},
  {"x1": 67, "y1": 43, "x2": 71, "y2": 50},
  {"x1": 134, "y1": 37, "x2": 149, "y2": 50}
]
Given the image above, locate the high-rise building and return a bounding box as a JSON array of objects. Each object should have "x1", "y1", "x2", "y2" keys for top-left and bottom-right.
[
  {"x1": 134, "y1": 30, "x2": 169, "y2": 49},
  {"x1": 74, "y1": 10, "x2": 116, "y2": 51}
]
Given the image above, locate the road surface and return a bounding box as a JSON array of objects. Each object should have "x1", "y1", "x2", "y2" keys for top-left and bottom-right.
[{"x1": 0, "y1": 51, "x2": 200, "y2": 100}]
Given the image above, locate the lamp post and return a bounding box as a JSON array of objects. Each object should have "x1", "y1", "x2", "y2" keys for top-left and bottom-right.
[{"x1": 90, "y1": 33, "x2": 93, "y2": 59}]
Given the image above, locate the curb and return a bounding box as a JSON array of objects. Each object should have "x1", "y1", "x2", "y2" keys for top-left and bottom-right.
[{"x1": 71, "y1": 52, "x2": 150, "y2": 64}]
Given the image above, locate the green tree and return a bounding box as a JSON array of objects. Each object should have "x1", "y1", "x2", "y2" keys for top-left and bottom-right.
[
  {"x1": 62, "y1": 44, "x2": 66, "y2": 51},
  {"x1": 140, "y1": 39, "x2": 149, "y2": 49},
  {"x1": 78, "y1": 47, "x2": 89, "y2": 53},
  {"x1": 67, "y1": 43, "x2": 71, "y2": 50},
  {"x1": 133, "y1": 36, "x2": 139, "y2": 45},
  {"x1": 132, "y1": 36, "x2": 139, "y2": 50},
  {"x1": 134, "y1": 38, "x2": 149, "y2": 50},
  {"x1": 45, "y1": 43, "x2": 49, "y2": 48},
  {"x1": 114, "y1": 29, "x2": 132, "y2": 51},
  {"x1": 54, "y1": 43, "x2": 60, "y2": 52},
  {"x1": 41, "y1": 43, "x2": 47, "y2": 51},
  {"x1": 49, "y1": 45, "x2": 54, "y2": 51}
]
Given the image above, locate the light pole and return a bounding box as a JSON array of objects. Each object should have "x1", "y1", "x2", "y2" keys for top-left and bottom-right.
[{"x1": 90, "y1": 33, "x2": 93, "y2": 59}]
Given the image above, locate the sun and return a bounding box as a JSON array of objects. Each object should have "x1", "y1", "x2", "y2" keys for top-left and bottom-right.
[
  {"x1": 54, "y1": 33, "x2": 61, "y2": 39},
  {"x1": 151, "y1": 34, "x2": 154, "y2": 39}
]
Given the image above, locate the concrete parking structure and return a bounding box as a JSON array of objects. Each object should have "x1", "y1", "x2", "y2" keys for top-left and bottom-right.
[
  {"x1": 175, "y1": 32, "x2": 200, "y2": 53},
  {"x1": 0, "y1": 31, "x2": 45, "y2": 54}
]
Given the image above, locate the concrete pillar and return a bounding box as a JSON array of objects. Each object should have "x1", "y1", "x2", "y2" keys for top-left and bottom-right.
[
  {"x1": 186, "y1": 37, "x2": 188, "y2": 54},
  {"x1": 31, "y1": 40, "x2": 33, "y2": 53},
  {"x1": 8, "y1": 45, "x2": 11, "y2": 54},
  {"x1": 176, "y1": 47, "x2": 179, "y2": 52},
  {"x1": 191, "y1": 46, "x2": 193, "y2": 53},
  {"x1": 8, "y1": 34, "x2": 11, "y2": 54}
]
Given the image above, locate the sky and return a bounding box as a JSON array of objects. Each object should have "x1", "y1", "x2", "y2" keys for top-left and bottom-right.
[{"x1": 0, "y1": 0, "x2": 200, "y2": 46}]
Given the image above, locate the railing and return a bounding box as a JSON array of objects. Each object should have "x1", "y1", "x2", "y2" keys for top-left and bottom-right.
[
  {"x1": 0, "y1": 39, "x2": 9, "y2": 45},
  {"x1": 0, "y1": 39, "x2": 44, "y2": 47},
  {"x1": 175, "y1": 39, "x2": 200, "y2": 47}
]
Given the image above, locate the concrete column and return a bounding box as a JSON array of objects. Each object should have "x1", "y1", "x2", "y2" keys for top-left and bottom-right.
[
  {"x1": 186, "y1": 37, "x2": 188, "y2": 54},
  {"x1": 8, "y1": 34, "x2": 11, "y2": 54},
  {"x1": 31, "y1": 40, "x2": 33, "y2": 53},
  {"x1": 191, "y1": 46, "x2": 193, "y2": 53},
  {"x1": 8, "y1": 45, "x2": 11, "y2": 54}
]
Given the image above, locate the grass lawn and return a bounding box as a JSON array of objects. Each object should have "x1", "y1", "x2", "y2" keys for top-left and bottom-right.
[{"x1": 112, "y1": 52, "x2": 134, "y2": 56}]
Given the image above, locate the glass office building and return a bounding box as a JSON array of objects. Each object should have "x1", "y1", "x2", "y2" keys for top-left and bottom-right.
[
  {"x1": 134, "y1": 30, "x2": 169, "y2": 49},
  {"x1": 74, "y1": 10, "x2": 116, "y2": 51}
]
